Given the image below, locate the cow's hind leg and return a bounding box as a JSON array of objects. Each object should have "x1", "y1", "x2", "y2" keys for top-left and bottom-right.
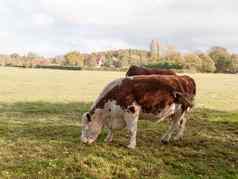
[
  {"x1": 160, "y1": 110, "x2": 184, "y2": 144},
  {"x1": 173, "y1": 112, "x2": 187, "y2": 141},
  {"x1": 160, "y1": 117, "x2": 179, "y2": 144}
]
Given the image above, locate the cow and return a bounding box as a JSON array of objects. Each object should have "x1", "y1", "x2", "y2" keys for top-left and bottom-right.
[
  {"x1": 81, "y1": 75, "x2": 196, "y2": 149},
  {"x1": 126, "y1": 65, "x2": 176, "y2": 77},
  {"x1": 126, "y1": 65, "x2": 196, "y2": 98}
]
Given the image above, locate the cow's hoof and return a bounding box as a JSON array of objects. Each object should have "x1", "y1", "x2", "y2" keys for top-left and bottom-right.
[
  {"x1": 87, "y1": 139, "x2": 95, "y2": 144},
  {"x1": 173, "y1": 136, "x2": 182, "y2": 142},
  {"x1": 81, "y1": 137, "x2": 88, "y2": 144},
  {"x1": 104, "y1": 139, "x2": 113, "y2": 143},
  {"x1": 160, "y1": 139, "x2": 169, "y2": 145},
  {"x1": 104, "y1": 136, "x2": 113, "y2": 143},
  {"x1": 127, "y1": 144, "x2": 136, "y2": 149}
]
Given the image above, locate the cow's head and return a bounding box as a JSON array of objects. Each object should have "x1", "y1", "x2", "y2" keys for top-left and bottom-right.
[{"x1": 81, "y1": 109, "x2": 105, "y2": 144}]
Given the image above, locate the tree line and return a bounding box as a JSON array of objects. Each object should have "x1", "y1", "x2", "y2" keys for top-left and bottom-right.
[{"x1": 0, "y1": 47, "x2": 238, "y2": 73}]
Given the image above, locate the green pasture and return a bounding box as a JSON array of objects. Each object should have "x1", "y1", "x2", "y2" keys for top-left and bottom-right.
[{"x1": 0, "y1": 67, "x2": 237, "y2": 178}]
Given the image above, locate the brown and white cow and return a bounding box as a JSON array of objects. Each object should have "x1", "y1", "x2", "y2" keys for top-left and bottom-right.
[
  {"x1": 81, "y1": 75, "x2": 196, "y2": 149},
  {"x1": 126, "y1": 65, "x2": 176, "y2": 77}
]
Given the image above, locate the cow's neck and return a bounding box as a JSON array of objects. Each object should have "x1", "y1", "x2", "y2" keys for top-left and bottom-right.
[{"x1": 93, "y1": 109, "x2": 107, "y2": 128}]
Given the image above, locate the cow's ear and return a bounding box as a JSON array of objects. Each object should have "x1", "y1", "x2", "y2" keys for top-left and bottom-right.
[
  {"x1": 173, "y1": 91, "x2": 179, "y2": 98},
  {"x1": 86, "y1": 113, "x2": 91, "y2": 122},
  {"x1": 128, "y1": 106, "x2": 136, "y2": 113}
]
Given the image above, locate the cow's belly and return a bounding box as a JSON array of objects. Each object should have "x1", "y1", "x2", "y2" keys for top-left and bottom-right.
[
  {"x1": 110, "y1": 117, "x2": 126, "y2": 129},
  {"x1": 104, "y1": 100, "x2": 127, "y2": 130},
  {"x1": 139, "y1": 103, "x2": 180, "y2": 121},
  {"x1": 139, "y1": 112, "x2": 161, "y2": 121}
]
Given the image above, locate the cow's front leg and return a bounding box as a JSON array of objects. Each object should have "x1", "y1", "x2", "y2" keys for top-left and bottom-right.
[
  {"x1": 126, "y1": 118, "x2": 138, "y2": 149},
  {"x1": 124, "y1": 105, "x2": 140, "y2": 149},
  {"x1": 104, "y1": 129, "x2": 113, "y2": 143}
]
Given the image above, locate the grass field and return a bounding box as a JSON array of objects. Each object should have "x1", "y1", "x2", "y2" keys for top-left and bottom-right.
[{"x1": 0, "y1": 67, "x2": 237, "y2": 178}]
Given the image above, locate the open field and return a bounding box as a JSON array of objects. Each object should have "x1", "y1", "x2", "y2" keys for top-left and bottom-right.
[
  {"x1": 0, "y1": 67, "x2": 238, "y2": 111},
  {"x1": 0, "y1": 67, "x2": 237, "y2": 178}
]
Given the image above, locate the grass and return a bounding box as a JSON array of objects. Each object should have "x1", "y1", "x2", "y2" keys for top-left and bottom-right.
[{"x1": 0, "y1": 67, "x2": 237, "y2": 178}]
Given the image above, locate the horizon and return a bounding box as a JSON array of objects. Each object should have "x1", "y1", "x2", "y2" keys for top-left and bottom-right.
[
  {"x1": 0, "y1": 46, "x2": 236, "y2": 59},
  {"x1": 0, "y1": 0, "x2": 237, "y2": 57}
]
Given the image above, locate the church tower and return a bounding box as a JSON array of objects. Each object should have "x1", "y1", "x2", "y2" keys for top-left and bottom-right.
[{"x1": 150, "y1": 40, "x2": 160, "y2": 59}]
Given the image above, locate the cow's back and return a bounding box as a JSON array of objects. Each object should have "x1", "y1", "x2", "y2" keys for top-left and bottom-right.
[{"x1": 126, "y1": 65, "x2": 176, "y2": 76}]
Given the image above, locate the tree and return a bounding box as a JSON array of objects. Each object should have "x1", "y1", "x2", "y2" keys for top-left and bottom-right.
[
  {"x1": 183, "y1": 53, "x2": 203, "y2": 72},
  {"x1": 64, "y1": 51, "x2": 84, "y2": 66},
  {"x1": 119, "y1": 56, "x2": 130, "y2": 67},
  {"x1": 208, "y1": 46, "x2": 231, "y2": 73},
  {"x1": 112, "y1": 57, "x2": 122, "y2": 68},
  {"x1": 21, "y1": 56, "x2": 32, "y2": 68},
  {"x1": 161, "y1": 51, "x2": 185, "y2": 67},
  {"x1": 128, "y1": 54, "x2": 141, "y2": 66},
  {"x1": 230, "y1": 54, "x2": 238, "y2": 73},
  {"x1": 103, "y1": 58, "x2": 114, "y2": 67},
  {"x1": 0, "y1": 55, "x2": 9, "y2": 66},
  {"x1": 10, "y1": 53, "x2": 20, "y2": 59},
  {"x1": 84, "y1": 54, "x2": 97, "y2": 67},
  {"x1": 27, "y1": 52, "x2": 39, "y2": 59},
  {"x1": 197, "y1": 53, "x2": 216, "y2": 72}
]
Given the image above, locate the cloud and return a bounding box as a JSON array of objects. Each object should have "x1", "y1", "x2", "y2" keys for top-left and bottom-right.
[{"x1": 0, "y1": 0, "x2": 237, "y2": 56}]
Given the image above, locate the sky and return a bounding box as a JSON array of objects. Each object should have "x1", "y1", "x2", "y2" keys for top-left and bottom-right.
[{"x1": 0, "y1": 0, "x2": 237, "y2": 57}]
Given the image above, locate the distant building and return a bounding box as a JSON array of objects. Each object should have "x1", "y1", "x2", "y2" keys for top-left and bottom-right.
[
  {"x1": 150, "y1": 40, "x2": 178, "y2": 59},
  {"x1": 150, "y1": 40, "x2": 160, "y2": 59}
]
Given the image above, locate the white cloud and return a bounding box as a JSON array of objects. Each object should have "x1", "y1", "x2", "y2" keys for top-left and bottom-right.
[
  {"x1": 0, "y1": 0, "x2": 237, "y2": 56},
  {"x1": 39, "y1": 0, "x2": 135, "y2": 25},
  {"x1": 31, "y1": 13, "x2": 55, "y2": 26}
]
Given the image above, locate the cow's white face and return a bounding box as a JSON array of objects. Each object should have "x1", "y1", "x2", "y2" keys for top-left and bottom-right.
[{"x1": 81, "y1": 110, "x2": 104, "y2": 144}]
